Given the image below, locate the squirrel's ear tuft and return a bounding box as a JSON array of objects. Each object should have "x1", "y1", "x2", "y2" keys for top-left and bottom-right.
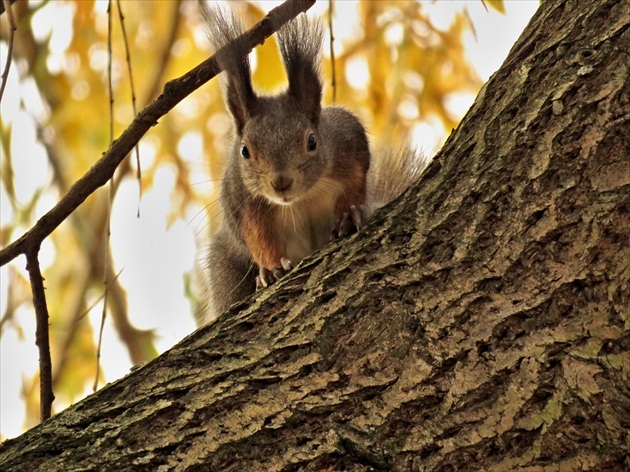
[
  {"x1": 202, "y1": 4, "x2": 257, "y2": 135},
  {"x1": 277, "y1": 15, "x2": 324, "y2": 125}
]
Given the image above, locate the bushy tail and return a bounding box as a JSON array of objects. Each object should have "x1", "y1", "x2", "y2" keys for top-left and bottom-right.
[{"x1": 366, "y1": 146, "x2": 431, "y2": 215}]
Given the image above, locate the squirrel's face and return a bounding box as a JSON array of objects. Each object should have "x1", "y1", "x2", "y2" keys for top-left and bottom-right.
[{"x1": 238, "y1": 105, "x2": 328, "y2": 206}]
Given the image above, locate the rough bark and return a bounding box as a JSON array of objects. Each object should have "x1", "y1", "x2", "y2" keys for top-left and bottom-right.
[{"x1": 1, "y1": 0, "x2": 628, "y2": 470}]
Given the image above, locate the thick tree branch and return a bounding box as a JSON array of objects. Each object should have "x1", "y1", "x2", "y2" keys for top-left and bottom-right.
[
  {"x1": 1, "y1": 0, "x2": 627, "y2": 470},
  {"x1": 0, "y1": 0, "x2": 316, "y2": 267}
]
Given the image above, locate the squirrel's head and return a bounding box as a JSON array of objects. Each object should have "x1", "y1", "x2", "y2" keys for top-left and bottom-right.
[
  {"x1": 237, "y1": 96, "x2": 328, "y2": 205},
  {"x1": 213, "y1": 14, "x2": 326, "y2": 205}
]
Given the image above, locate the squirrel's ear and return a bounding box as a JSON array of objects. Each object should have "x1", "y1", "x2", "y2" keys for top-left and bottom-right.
[
  {"x1": 203, "y1": 5, "x2": 257, "y2": 135},
  {"x1": 223, "y1": 60, "x2": 257, "y2": 135},
  {"x1": 278, "y1": 16, "x2": 324, "y2": 125}
]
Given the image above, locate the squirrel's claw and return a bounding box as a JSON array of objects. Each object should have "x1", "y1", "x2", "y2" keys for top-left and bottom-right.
[
  {"x1": 255, "y1": 258, "x2": 294, "y2": 290},
  {"x1": 256, "y1": 268, "x2": 274, "y2": 289},
  {"x1": 280, "y1": 257, "x2": 294, "y2": 271},
  {"x1": 350, "y1": 205, "x2": 364, "y2": 229},
  {"x1": 332, "y1": 204, "x2": 365, "y2": 239}
]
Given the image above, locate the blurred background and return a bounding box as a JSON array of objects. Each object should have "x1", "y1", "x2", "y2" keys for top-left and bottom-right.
[{"x1": 0, "y1": 0, "x2": 538, "y2": 439}]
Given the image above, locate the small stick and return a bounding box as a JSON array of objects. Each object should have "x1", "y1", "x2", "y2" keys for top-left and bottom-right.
[
  {"x1": 116, "y1": 0, "x2": 142, "y2": 215},
  {"x1": 0, "y1": 0, "x2": 17, "y2": 103},
  {"x1": 25, "y1": 248, "x2": 55, "y2": 421},
  {"x1": 327, "y1": 0, "x2": 337, "y2": 103}
]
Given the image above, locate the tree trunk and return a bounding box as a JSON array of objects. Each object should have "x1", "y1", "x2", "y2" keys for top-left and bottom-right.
[{"x1": 1, "y1": 0, "x2": 628, "y2": 470}]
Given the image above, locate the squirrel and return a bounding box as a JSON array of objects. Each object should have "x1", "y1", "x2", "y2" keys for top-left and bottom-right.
[{"x1": 200, "y1": 8, "x2": 427, "y2": 320}]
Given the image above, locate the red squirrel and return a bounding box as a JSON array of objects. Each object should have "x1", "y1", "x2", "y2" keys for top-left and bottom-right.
[{"x1": 202, "y1": 9, "x2": 426, "y2": 319}]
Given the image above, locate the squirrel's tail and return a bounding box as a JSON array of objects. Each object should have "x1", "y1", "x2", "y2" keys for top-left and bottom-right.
[{"x1": 366, "y1": 145, "x2": 431, "y2": 216}]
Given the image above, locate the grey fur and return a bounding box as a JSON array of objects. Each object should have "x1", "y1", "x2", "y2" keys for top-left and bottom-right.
[{"x1": 367, "y1": 146, "x2": 431, "y2": 215}]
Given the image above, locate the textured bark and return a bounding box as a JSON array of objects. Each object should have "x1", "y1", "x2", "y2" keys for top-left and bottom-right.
[{"x1": 1, "y1": 0, "x2": 628, "y2": 470}]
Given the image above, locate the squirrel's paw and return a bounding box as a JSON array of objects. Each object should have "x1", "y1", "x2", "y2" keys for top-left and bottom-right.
[
  {"x1": 332, "y1": 205, "x2": 365, "y2": 239},
  {"x1": 256, "y1": 258, "x2": 293, "y2": 289}
]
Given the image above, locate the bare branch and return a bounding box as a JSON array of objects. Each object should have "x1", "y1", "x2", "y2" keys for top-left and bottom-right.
[
  {"x1": 0, "y1": 0, "x2": 16, "y2": 17},
  {"x1": 0, "y1": 0, "x2": 16, "y2": 103},
  {"x1": 25, "y1": 248, "x2": 54, "y2": 422},
  {"x1": 93, "y1": 272, "x2": 108, "y2": 392},
  {"x1": 142, "y1": 0, "x2": 183, "y2": 106},
  {"x1": 94, "y1": 0, "x2": 116, "y2": 395},
  {"x1": 115, "y1": 0, "x2": 142, "y2": 214},
  {"x1": 328, "y1": 0, "x2": 336, "y2": 103},
  {"x1": 0, "y1": 0, "x2": 316, "y2": 267}
]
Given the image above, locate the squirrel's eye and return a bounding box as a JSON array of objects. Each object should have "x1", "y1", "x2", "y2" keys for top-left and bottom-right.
[
  {"x1": 307, "y1": 133, "x2": 317, "y2": 152},
  {"x1": 240, "y1": 144, "x2": 250, "y2": 159}
]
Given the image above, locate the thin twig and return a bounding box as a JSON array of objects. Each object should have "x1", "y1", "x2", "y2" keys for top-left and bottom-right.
[
  {"x1": 0, "y1": 0, "x2": 17, "y2": 15},
  {"x1": 0, "y1": 266, "x2": 23, "y2": 335},
  {"x1": 142, "y1": 0, "x2": 183, "y2": 106},
  {"x1": 93, "y1": 275, "x2": 108, "y2": 392},
  {"x1": 93, "y1": 0, "x2": 115, "y2": 393},
  {"x1": 116, "y1": 0, "x2": 142, "y2": 217},
  {"x1": 107, "y1": 0, "x2": 114, "y2": 147},
  {"x1": 327, "y1": 0, "x2": 336, "y2": 103},
  {"x1": 25, "y1": 248, "x2": 55, "y2": 421},
  {"x1": 76, "y1": 268, "x2": 124, "y2": 325},
  {"x1": 0, "y1": 0, "x2": 16, "y2": 104},
  {"x1": 0, "y1": 0, "x2": 316, "y2": 268},
  {"x1": 94, "y1": 209, "x2": 111, "y2": 390}
]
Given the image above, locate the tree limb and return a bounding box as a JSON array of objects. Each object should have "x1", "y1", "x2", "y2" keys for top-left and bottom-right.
[{"x1": 25, "y1": 248, "x2": 54, "y2": 422}]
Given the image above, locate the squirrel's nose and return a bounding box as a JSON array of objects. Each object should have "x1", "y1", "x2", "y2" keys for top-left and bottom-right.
[{"x1": 271, "y1": 174, "x2": 293, "y2": 193}]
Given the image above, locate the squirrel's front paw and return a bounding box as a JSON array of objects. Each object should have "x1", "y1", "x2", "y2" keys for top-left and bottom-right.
[
  {"x1": 255, "y1": 258, "x2": 293, "y2": 289},
  {"x1": 332, "y1": 205, "x2": 365, "y2": 239}
]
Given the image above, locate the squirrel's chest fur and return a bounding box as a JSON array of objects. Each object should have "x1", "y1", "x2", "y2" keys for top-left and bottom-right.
[{"x1": 273, "y1": 176, "x2": 343, "y2": 263}]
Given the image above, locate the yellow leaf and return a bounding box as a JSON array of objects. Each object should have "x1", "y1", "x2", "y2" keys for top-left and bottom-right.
[{"x1": 482, "y1": 0, "x2": 506, "y2": 15}]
